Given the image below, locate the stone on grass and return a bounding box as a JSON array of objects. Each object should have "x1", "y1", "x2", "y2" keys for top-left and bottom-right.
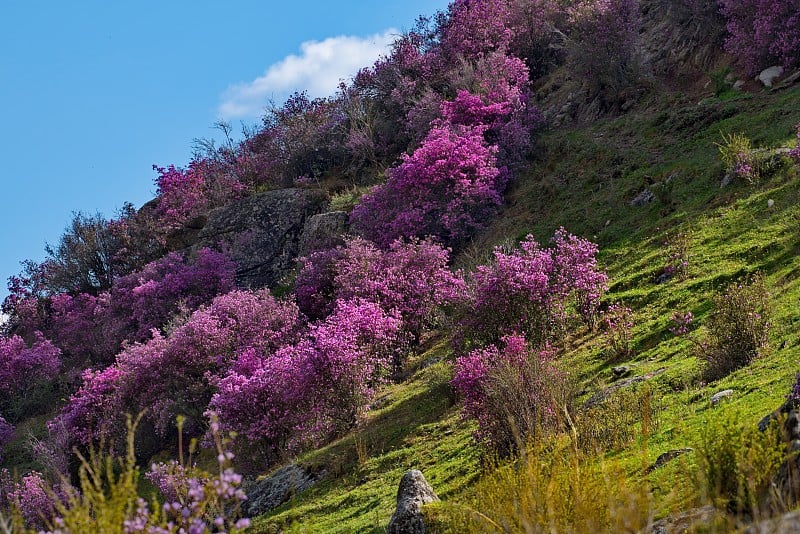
[{"x1": 387, "y1": 470, "x2": 440, "y2": 534}]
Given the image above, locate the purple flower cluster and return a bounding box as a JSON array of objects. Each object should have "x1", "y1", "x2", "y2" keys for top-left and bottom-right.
[
  {"x1": 351, "y1": 122, "x2": 509, "y2": 248},
  {"x1": 719, "y1": 0, "x2": 800, "y2": 76},
  {"x1": 295, "y1": 237, "x2": 466, "y2": 337},
  {"x1": 602, "y1": 303, "x2": 634, "y2": 358},
  {"x1": 456, "y1": 229, "x2": 608, "y2": 351},
  {"x1": 0, "y1": 333, "x2": 61, "y2": 396},
  {"x1": 670, "y1": 311, "x2": 694, "y2": 337}
]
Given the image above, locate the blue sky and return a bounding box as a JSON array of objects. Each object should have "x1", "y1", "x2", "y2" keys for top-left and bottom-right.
[{"x1": 0, "y1": 0, "x2": 450, "y2": 303}]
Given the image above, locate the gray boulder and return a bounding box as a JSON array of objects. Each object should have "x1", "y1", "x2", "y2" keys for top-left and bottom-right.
[
  {"x1": 193, "y1": 188, "x2": 328, "y2": 288},
  {"x1": 710, "y1": 389, "x2": 734, "y2": 406},
  {"x1": 298, "y1": 211, "x2": 348, "y2": 257},
  {"x1": 387, "y1": 470, "x2": 440, "y2": 534},
  {"x1": 744, "y1": 512, "x2": 800, "y2": 534},
  {"x1": 758, "y1": 66, "x2": 784, "y2": 87},
  {"x1": 242, "y1": 464, "x2": 321, "y2": 517}
]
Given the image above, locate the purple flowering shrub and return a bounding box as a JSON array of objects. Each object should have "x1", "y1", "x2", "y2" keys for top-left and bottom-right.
[
  {"x1": 456, "y1": 229, "x2": 607, "y2": 351},
  {"x1": 296, "y1": 237, "x2": 465, "y2": 337},
  {"x1": 153, "y1": 161, "x2": 244, "y2": 232},
  {"x1": 718, "y1": 0, "x2": 800, "y2": 76},
  {"x1": 4, "y1": 471, "x2": 69, "y2": 531},
  {"x1": 439, "y1": 0, "x2": 514, "y2": 59},
  {"x1": 211, "y1": 299, "x2": 405, "y2": 459},
  {"x1": 670, "y1": 311, "x2": 695, "y2": 337},
  {"x1": 351, "y1": 122, "x2": 508, "y2": 247},
  {"x1": 661, "y1": 231, "x2": 691, "y2": 280},
  {"x1": 601, "y1": 303, "x2": 634, "y2": 358},
  {"x1": 0, "y1": 333, "x2": 61, "y2": 398},
  {"x1": 110, "y1": 248, "x2": 236, "y2": 343},
  {"x1": 452, "y1": 334, "x2": 569, "y2": 455},
  {"x1": 52, "y1": 289, "x2": 304, "y2": 450}
]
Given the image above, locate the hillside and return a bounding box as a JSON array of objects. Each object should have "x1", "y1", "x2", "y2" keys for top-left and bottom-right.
[{"x1": 2, "y1": 0, "x2": 800, "y2": 532}]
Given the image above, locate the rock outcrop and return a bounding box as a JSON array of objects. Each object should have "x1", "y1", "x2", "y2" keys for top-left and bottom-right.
[
  {"x1": 298, "y1": 211, "x2": 348, "y2": 257},
  {"x1": 191, "y1": 188, "x2": 328, "y2": 288},
  {"x1": 242, "y1": 464, "x2": 321, "y2": 517},
  {"x1": 387, "y1": 470, "x2": 440, "y2": 534}
]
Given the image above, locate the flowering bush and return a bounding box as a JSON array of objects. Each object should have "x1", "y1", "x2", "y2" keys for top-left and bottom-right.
[
  {"x1": 53, "y1": 288, "x2": 305, "y2": 450},
  {"x1": 351, "y1": 122, "x2": 508, "y2": 247},
  {"x1": 670, "y1": 311, "x2": 694, "y2": 337},
  {"x1": 0, "y1": 333, "x2": 61, "y2": 398},
  {"x1": 439, "y1": 0, "x2": 514, "y2": 59},
  {"x1": 602, "y1": 303, "x2": 634, "y2": 358},
  {"x1": 6, "y1": 471, "x2": 58, "y2": 530},
  {"x1": 661, "y1": 231, "x2": 691, "y2": 280},
  {"x1": 153, "y1": 161, "x2": 244, "y2": 232},
  {"x1": 110, "y1": 248, "x2": 236, "y2": 342},
  {"x1": 719, "y1": 0, "x2": 800, "y2": 76},
  {"x1": 702, "y1": 274, "x2": 771, "y2": 379},
  {"x1": 296, "y1": 237, "x2": 465, "y2": 344},
  {"x1": 51, "y1": 365, "x2": 128, "y2": 449},
  {"x1": 456, "y1": 230, "x2": 607, "y2": 351},
  {"x1": 294, "y1": 247, "x2": 343, "y2": 320},
  {"x1": 48, "y1": 292, "x2": 115, "y2": 365},
  {"x1": 716, "y1": 132, "x2": 759, "y2": 184},
  {"x1": 452, "y1": 334, "x2": 568, "y2": 454},
  {"x1": 211, "y1": 299, "x2": 405, "y2": 460}
]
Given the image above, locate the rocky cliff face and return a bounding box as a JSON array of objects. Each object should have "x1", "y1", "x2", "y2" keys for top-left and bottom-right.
[{"x1": 179, "y1": 188, "x2": 330, "y2": 288}]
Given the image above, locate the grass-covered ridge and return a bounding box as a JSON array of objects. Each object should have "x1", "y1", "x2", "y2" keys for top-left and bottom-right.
[{"x1": 250, "y1": 84, "x2": 800, "y2": 532}]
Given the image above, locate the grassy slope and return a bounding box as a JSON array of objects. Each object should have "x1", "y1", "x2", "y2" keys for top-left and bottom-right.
[{"x1": 252, "y1": 83, "x2": 800, "y2": 532}]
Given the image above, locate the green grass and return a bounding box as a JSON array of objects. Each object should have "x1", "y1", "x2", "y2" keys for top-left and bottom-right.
[{"x1": 243, "y1": 84, "x2": 800, "y2": 532}]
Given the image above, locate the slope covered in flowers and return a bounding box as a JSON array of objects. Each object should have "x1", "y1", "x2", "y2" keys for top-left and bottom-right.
[{"x1": 2, "y1": 0, "x2": 800, "y2": 531}]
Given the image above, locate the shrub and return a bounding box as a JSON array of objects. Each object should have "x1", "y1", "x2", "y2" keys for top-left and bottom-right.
[
  {"x1": 790, "y1": 122, "x2": 800, "y2": 162},
  {"x1": 295, "y1": 237, "x2": 465, "y2": 341},
  {"x1": 210, "y1": 299, "x2": 406, "y2": 460},
  {"x1": 670, "y1": 310, "x2": 695, "y2": 337},
  {"x1": 662, "y1": 230, "x2": 691, "y2": 280},
  {"x1": 153, "y1": 161, "x2": 244, "y2": 232},
  {"x1": 702, "y1": 274, "x2": 771, "y2": 380},
  {"x1": 696, "y1": 410, "x2": 784, "y2": 514},
  {"x1": 294, "y1": 247, "x2": 343, "y2": 320},
  {"x1": 567, "y1": 0, "x2": 641, "y2": 96},
  {"x1": 601, "y1": 303, "x2": 634, "y2": 359},
  {"x1": 110, "y1": 248, "x2": 236, "y2": 342},
  {"x1": 718, "y1": 0, "x2": 800, "y2": 76},
  {"x1": 6, "y1": 471, "x2": 58, "y2": 531},
  {"x1": 51, "y1": 365, "x2": 128, "y2": 450},
  {"x1": 351, "y1": 122, "x2": 508, "y2": 248},
  {"x1": 455, "y1": 230, "x2": 607, "y2": 352},
  {"x1": 0, "y1": 333, "x2": 61, "y2": 399},
  {"x1": 716, "y1": 132, "x2": 759, "y2": 184},
  {"x1": 452, "y1": 335, "x2": 571, "y2": 455},
  {"x1": 0, "y1": 417, "x2": 13, "y2": 461},
  {"x1": 439, "y1": 0, "x2": 514, "y2": 60},
  {"x1": 576, "y1": 386, "x2": 659, "y2": 452}
]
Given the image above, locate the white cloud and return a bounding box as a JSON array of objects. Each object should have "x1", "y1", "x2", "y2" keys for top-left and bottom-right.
[{"x1": 218, "y1": 29, "x2": 398, "y2": 120}]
